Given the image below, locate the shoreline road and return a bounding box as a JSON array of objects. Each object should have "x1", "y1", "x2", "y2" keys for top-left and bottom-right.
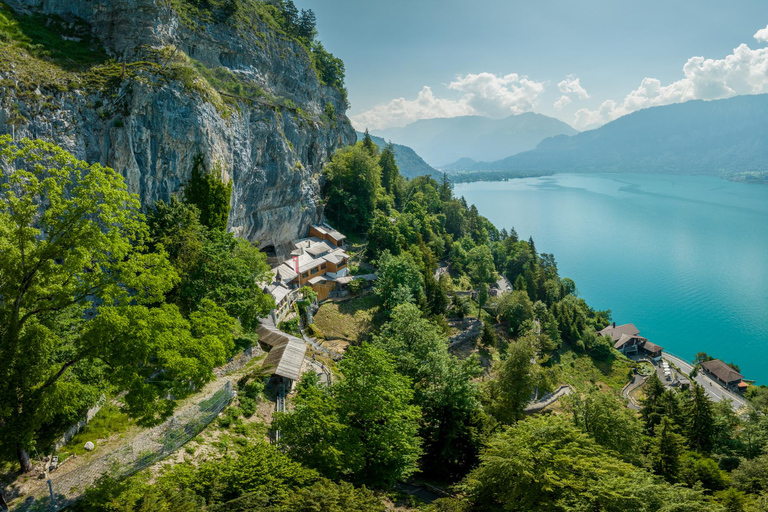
[{"x1": 662, "y1": 353, "x2": 749, "y2": 412}]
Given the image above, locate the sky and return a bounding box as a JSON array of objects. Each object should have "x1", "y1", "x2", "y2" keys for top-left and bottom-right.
[{"x1": 293, "y1": 0, "x2": 768, "y2": 131}]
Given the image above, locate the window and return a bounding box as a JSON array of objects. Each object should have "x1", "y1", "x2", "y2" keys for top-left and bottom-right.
[
  {"x1": 321, "y1": 263, "x2": 327, "y2": 270},
  {"x1": 302, "y1": 272, "x2": 308, "y2": 278}
]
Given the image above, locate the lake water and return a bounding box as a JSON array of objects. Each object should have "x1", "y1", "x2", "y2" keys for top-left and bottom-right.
[{"x1": 455, "y1": 174, "x2": 768, "y2": 382}]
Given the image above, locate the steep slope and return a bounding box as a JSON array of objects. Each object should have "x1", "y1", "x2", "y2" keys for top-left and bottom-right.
[
  {"x1": 373, "y1": 112, "x2": 577, "y2": 167},
  {"x1": 0, "y1": 0, "x2": 354, "y2": 248},
  {"x1": 469, "y1": 95, "x2": 768, "y2": 176},
  {"x1": 356, "y1": 131, "x2": 437, "y2": 178}
]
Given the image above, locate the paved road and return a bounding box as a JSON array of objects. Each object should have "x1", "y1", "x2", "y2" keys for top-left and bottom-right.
[
  {"x1": 622, "y1": 374, "x2": 647, "y2": 410},
  {"x1": 662, "y1": 353, "x2": 748, "y2": 411}
]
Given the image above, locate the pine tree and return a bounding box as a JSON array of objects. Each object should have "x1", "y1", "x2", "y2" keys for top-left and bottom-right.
[
  {"x1": 684, "y1": 384, "x2": 715, "y2": 452},
  {"x1": 362, "y1": 129, "x2": 377, "y2": 155},
  {"x1": 650, "y1": 417, "x2": 685, "y2": 481},
  {"x1": 379, "y1": 143, "x2": 399, "y2": 194},
  {"x1": 640, "y1": 373, "x2": 667, "y2": 433},
  {"x1": 439, "y1": 172, "x2": 453, "y2": 202},
  {"x1": 298, "y1": 9, "x2": 316, "y2": 41}
]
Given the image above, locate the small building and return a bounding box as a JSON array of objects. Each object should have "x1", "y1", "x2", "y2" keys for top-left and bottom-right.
[
  {"x1": 309, "y1": 223, "x2": 346, "y2": 248},
  {"x1": 490, "y1": 275, "x2": 513, "y2": 297},
  {"x1": 257, "y1": 323, "x2": 307, "y2": 390},
  {"x1": 599, "y1": 322, "x2": 663, "y2": 361},
  {"x1": 700, "y1": 359, "x2": 745, "y2": 392}
]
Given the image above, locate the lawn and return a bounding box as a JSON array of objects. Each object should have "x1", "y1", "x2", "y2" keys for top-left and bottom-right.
[
  {"x1": 312, "y1": 293, "x2": 384, "y2": 345},
  {"x1": 550, "y1": 350, "x2": 636, "y2": 393}
]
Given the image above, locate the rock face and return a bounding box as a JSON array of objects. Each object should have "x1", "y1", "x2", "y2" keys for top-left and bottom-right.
[{"x1": 0, "y1": 0, "x2": 355, "y2": 248}]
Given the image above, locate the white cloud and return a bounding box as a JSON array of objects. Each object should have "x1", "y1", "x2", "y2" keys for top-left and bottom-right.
[
  {"x1": 350, "y1": 73, "x2": 545, "y2": 130},
  {"x1": 553, "y1": 95, "x2": 572, "y2": 110},
  {"x1": 350, "y1": 86, "x2": 474, "y2": 131},
  {"x1": 573, "y1": 43, "x2": 768, "y2": 129},
  {"x1": 755, "y1": 23, "x2": 768, "y2": 43},
  {"x1": 447, "y1": 72, "x2": 545, "y2": 117},
  {"x1": 558, "y1": 75, "x2": 589, "y2": 99}
]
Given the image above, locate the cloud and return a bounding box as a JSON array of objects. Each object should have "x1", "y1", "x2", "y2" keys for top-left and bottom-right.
[
  {"x1": 755, "y1": 23, "x2": 768, "y2": 43},
  {"x1": 553, "y1": 95, "x2": 571, "y2": 110},
  {"x1": 558, "y1": 75, "x2": 589, "y2": 99},
  {"x1": 350, "y1": 73, "x2": 545, "y2": 130},
  {"x1": 350, "y1": 86, "x2": 474, "y2": 131},
  {"x1": 573, "y1": 43, "x2": 768, "y2": 129},
  {"x1": 447, "y1": 72, "x2": 545, "y2": 117}
]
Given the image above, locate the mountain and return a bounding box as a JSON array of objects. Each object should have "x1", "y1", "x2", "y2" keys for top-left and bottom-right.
[
  {"x1": 372, "y1": 113, "x2": 578, "y2": 167},
  {"x1": 0, "y1": 0, "x2": 354, "y2": 249},
  {"x1": 466, "y1": 95, "x2": 768, "y2": 176},
  {"x1": 356, "y1": 131, "x2": 437, "y2": 178}
]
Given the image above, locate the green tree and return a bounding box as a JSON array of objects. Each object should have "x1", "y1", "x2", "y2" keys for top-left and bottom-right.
[
  {"x1": 184, "y1": 154, "x2": 232, "y2": 231},
  {"x1": 650, "y1": 417, "x2": 686, "y2": 481},
  {"x1": 496, "y1": 290, "x2": 534, "y2": 337},
  {"x1": 323, "y1": 143, "x2": 381, "y2": 234},
  {"x1": 375, "y1": 250, "x2": 424, "y2": 310},
  {"x1": 179, "y1": 228, "x2": 274, "y2": 331},
  {"x1": 379, "y1": 143, "x2": 399, "y2": 195},
  {"x1": 366, "y1": 210, "x2": 403, "y2": 258},
  {"x1": 683, "y1": 383, "x2": 716, "y2": 453},
  {"x1": 362, "y1": 129, "x2": 377, "y2": 155},
  {"x1": 488, "y1": 336, "x2": 543, "y2": 424},
  {"x1": 463, "y1": 415, "x2": 712, "y2": 512},
  {"x1": 567, "y1": 388, "x2": 644, "y2": 461},
  {"x1": 334, "y1": 343, "x2": 422, "y2": 486},
  {"x1": 375, "y1": 304, "x2": 484, "y2": 476},
  {"x1": 0, "y1": 137, "x2": 221, "y2": 471},
  {"x1": 467, "y1": 245, "x2": 496, "y2": 287}
]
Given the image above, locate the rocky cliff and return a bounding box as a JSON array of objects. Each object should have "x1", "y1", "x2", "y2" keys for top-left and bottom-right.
[{"x1": 0, "y1": 0, "x2": 355, "y2": 248}]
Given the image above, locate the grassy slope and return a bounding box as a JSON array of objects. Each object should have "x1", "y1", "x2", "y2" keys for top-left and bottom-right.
[{"x1": 313, "y1": 294, "x2": 385, "y2": 345}]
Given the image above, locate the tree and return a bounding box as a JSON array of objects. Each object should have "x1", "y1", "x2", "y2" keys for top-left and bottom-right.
[
  {"x1": 366, "y1": 210, "x2": 403, "y2": 258},
  {"x1": 463, "y1": 415, "x2": 712, "y2": 512},
  {"x1": 375, "y1": 250, "x2": 424, "y2": 310},
  {"x1": 362, "y1": 129, "x2": 377, "y2": 155},
  {"x1": 147, "y1": 197, "x2": 205, "y2": 277},
  {"x1": 496, "y1": 290, "x2": 534, "y2": 337},
  {"x1": 683, "y1": 383, "x2": 715, "y2": 452},
  {"x1": 375, "y1": 304, "x2": 484, "y2": 476},
  {"x1": 567, "y1": 389, "x2": 644, "y2": 461},
  {"x1": 488, "y1": 337, "x2": 542, "y2": 424},
  {"x1": 467, "y1": 245, "x2": 496, "y2": 287},
  {"x1": 297, "y1": 8, "x2": 316, "y2": 41},
  {"x1": 323, "y1": 143, "x2": 381, "y2": 235},
  {"x1": 334, "y1": 344, "x2": 422, "y2": 486},
  {"x1": 179, "y1": 228, "x2": 274, "y2": 331},
  {"x1": 0, "y1": 137, "x2": 224, "y2": 471},
  {"x1": 184, "y1": 154, "x2": 232, "y2": 231},
  {"x1": 379, "y1": 143, "x2": 399, "y2": 195},
  {"x1": 649, "y1": 417, "x2": 686, "y2": 481}
]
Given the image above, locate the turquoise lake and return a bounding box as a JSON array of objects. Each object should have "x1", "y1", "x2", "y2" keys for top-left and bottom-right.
[{"x1": 455, "y1": 174, "x2": 768, "y2": 382}]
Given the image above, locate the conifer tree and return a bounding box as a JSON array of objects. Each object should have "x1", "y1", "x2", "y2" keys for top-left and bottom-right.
[
  {"x1": 684, "y1": 383, "x2": 715, "y2": 452},
  {"x1": 379, "y1": 143, "x2": 399, "y2": 194},
  {"x1": 362, "y1": 128, "x2": 377, "y2": 155}
]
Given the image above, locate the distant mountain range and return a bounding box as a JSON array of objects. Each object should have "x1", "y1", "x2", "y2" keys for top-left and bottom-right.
[
  {"x1": 356, "y1": 131, "x2": 438, "y2": 179},
  {"x1": 450, "y1": 94, "x2": 768, "y2": 176},
  {"x1": 372, "y1": 113, "x2": 578, "y2": 167}
]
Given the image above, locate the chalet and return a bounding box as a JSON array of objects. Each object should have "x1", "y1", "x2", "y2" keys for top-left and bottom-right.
[
  {"x1": 309, "y1": 223, "x2": 346, "y2": 248},
  {"x1": 700, "y1": 359, "x2": 747, "y2": 393},
  {"x1": 598, "y1": 322, "x2": 663, "y2": 361}
]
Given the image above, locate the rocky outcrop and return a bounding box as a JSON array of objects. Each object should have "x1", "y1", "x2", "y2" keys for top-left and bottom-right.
[{"x1": 0, "y1": 0, "x2": 355, "y2": 247}]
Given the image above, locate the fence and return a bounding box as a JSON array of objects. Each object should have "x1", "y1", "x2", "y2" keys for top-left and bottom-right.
[{"x1": 17, "y1": 382, "x2": 235, "y2": 511}]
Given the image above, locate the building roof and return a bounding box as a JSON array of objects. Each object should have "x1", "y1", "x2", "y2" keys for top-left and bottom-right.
[
  {"x1": 257, "y1": 323, "x2": 307, "y2": 381},
  {"x1": 642, "y1": 340, "x2": 663, "y2": 353},
  {"x1": 307, "y1": 275, "x2": 328, "y2": 285},
  {"x1": 294, "y1": 237, "x2": 334, "y2": 258},
  {"x1": 322, "y1": 250, "x2": 348, "y2": 265},
  {"x1": 701, "y1": 359, "x2": 743, "y2": 384},
  {"x1": 274, "y1": 264, "x2": 298, "y2": 284},
  {"x1": 268, "y1": 284, "x2": 292, "y2": 304},
  {"x1": 335, "y1": 273, "x2": 377, "y2": 285},
  {"x1": 261, "y1": 338, "x2": 307, "y2": 381},
  {"x1": 312, "y1": 223, "x2": 346, "y2": 242},
  {"x1": 614, "y1": 333, "x2": 644, "y2": 349},
  {"x1": 598, "y1": 323, "x2": 640, "y2": 342}
]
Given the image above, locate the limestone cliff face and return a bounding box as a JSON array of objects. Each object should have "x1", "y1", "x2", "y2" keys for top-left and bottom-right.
[{"x1": 0, "y1": 0, "x2": 355, "y2": 247}]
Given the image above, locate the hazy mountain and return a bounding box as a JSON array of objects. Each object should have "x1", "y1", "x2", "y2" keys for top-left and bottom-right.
[
  {"x1": 357, "y1": 131, "x2": 438, "y2": 179},
  {"x1": 372, "y1": 113, "x2": 578, "y2": 167},
  {"x1": 465, "y1": 95, "x2": 768, "y2": 176}
]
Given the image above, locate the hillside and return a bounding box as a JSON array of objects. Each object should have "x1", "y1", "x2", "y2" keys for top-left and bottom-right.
[
  {"x1": 356, "y1": 131, "x2": 437, "y2": 178},
  {"x1": 373, "y1": 112, "x2": 578, "y2": 167},
  {"x1": 465, "y1": 94, "x2": 768, "y2": 176},
  {"x1": 0, "y1": 0, "x2": 354, "y2": 249}
]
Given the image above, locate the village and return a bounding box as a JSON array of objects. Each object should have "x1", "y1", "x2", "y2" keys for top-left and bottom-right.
[{"x1": 255, "y1": 224, "x2": 752, "y2": 416}]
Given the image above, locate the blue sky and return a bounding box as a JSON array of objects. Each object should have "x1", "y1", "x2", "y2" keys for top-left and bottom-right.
[{"x1": 293, "y1": 0, "x2": 768, "y2": 130}]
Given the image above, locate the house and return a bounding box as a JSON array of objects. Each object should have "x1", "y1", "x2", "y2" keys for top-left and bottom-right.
[
  {"x1": 598, "y1": 322, "x2": 663, "y2": 361},
  {"x1": 490, "y1": 275, "x2": 513, "y2": 297},
  {"x1": 264, "y1": 224, "x2": 351, "y2": 320},
  {"x1": 700, "y1": 359, "x2": 746, "y2": 392},
  {"x1": 309, "y1": 223, "x2": 346, "y2": 248}
]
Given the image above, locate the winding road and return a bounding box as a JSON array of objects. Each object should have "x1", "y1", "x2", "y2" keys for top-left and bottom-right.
[{"x1": 662, "y1": 353, "x2": 748, "y2": 411}]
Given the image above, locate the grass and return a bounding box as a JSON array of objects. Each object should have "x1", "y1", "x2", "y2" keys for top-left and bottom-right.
[
  {"x1": 57, "y1": 403, "x2": 134, "y2": 458},
  {"x1": 550, "y1": 349, "x2": 636, "y2": 393},
  {"x1": 313, "y1": 293, "x2": 385, "y2": 344}
]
